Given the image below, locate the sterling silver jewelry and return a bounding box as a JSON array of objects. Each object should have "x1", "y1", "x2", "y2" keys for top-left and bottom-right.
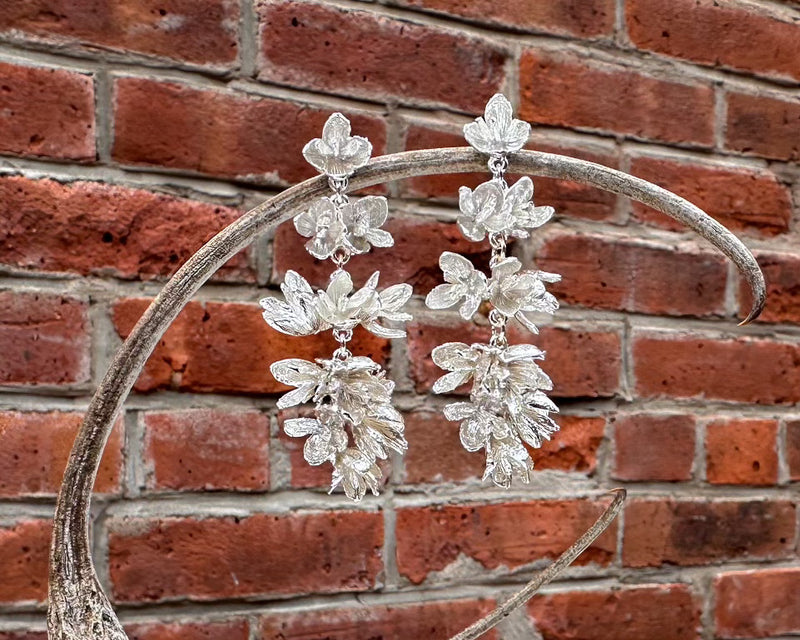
[{"x1": 260, "y1": 113, "x2": 411, "y2": 501}]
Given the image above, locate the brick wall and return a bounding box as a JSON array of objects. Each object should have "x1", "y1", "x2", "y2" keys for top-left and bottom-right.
[{"x1": 0, "y1": 1, "x2": 799, "y2": 638}]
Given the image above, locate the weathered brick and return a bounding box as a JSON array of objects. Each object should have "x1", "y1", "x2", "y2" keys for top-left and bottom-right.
[
  {"x1": 407, "y1": 322, "x2": 622, "y2": 399},
  {"x1": 740, "y1": 252, "x2": 800, "y2": 324},
  {"x1": 272, "y1": 216, "x2": 491, "y2": 294},
  {"x1": 112, "y1": 77, "x2": 386, "y2": 182},
  {"x1": 0, "y1": 411, "x2": 123, "y2": 496},
  {"x1": 0, "y1": 61, "x2": 94, "y2": 161},
  {"x1": 613, "y1": 414, "x2": 695, "y2": 482},
  {"x1": 396, "y1": 498, "x2": 617, "y2": 584},
  {"x1": 529, "y1": 584, "x2": 700, "y2": 640},
  {"x1": 0, "y1": 519, "x2": 50, "y2": 604},
  {"x1": 0, "y1": 175, "x2": 251, "y2": 281},
  {"x1": 630, "y1": 156, "x2": 791, "y2": 235},
  {"x1": 143, "y1": 410, "x2": 270, "y2": 492},
  {"x1": 715, "y1": 568, "x2": 800, "y2": 638},
  {"x1": 389, "y1": 0, "x2": 614, "y2": 38},
  {"x1": 108, "y1": 511, "x2": 383, "y2": 602},
  {"x1": 533, "y1": 415, "x2": 605, "y2": 473},
  {"x1": 259, "y1": 598, "x2": 497, "y2": 640},
  {"x1": 627, "y1": 0, "x2": 800, "y2": 82},
  {"x1": 706, "y1": 418, "x2": 778, "y2": 485},
  {"x1": 0, "y1": 0, "x2": 239, "y2": 68},
  {"x1": 726, "y1": 92, "x2": 800, "y2": 161},
  {"x1": 623, "y1": 499, "x2": 795, "y2": 567},
  {"x1": 400, "y1": 124, "x2": 618, "y2": 221},
  {"x1": 539, "y1": 233, "x2": 727, "y2": 317},
  {"x1": 257, "y1": 1, "x2": 506, "y2": 112},
  {"x1": 520, "y1": 50, "x2": 714, "y2": 146},
  {"x1": 787, "y1": 419, "x2": 800, "y2": 481},
  {"x1": 112, "y1": 298, "x2": 389, "y2": 394},
  {"x1": 126, "y1": 619, "x2": 249, "y2": 640},
  {"x1": 633, "y1": 331, "x2": 800, "y2": 405},
  {"x1": 0, "y1": 292, "x2": 90, "y2": 386}
]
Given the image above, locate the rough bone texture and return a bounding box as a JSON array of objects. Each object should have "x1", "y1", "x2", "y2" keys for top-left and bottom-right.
[{"x1": 0, "y1": 1, "x2": 797, "y2": 639}]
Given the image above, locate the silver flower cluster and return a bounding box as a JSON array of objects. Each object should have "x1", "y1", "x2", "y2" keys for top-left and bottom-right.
[
  {"x1": 426, "y1": 93, "x2": 562, "y2": 487},
  {"x1": 261, "y1": 113, "x2": 409, "y2": 501}
]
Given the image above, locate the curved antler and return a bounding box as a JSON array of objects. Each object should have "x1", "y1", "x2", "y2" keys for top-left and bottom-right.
[{"x1": 48, "y1": 148, "x2": 763, "y2": 639}]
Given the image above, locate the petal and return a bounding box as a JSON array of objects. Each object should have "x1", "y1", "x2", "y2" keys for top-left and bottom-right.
[
  {"x1": 432, "y1": 369, "x2": 474, "y2": 394},
  {"x1": 425, "y1": 283, "x2": 464, "y2": 310},
  {"x1": 460, "y1": 414, "x2": 489, "y2": 451},
  {"x1": 458, "y1": 294, "x2": 482, "y2": 320},
  {"x1": 506, "y1": 176, "x2": 533, "y2": 206},
  {"x1": 365, "y1": 228, "x2": 394, "y2": 248},
  {"x1": 443, "y1": 402, "x2": 476, "y2": 421},
  {"x1": 491, "y1": 256, "x2": 522, "y2": 280},
  {"x1": 326, "y1": 269, "x2": 354, "y2": 301},
  {"x1": 457, "y1": 217, "x2": 487, "y2": 242},
  {"x1": 514, "y1": 312, "x2": 540, "y2": 334},
  {"x1": 276, "y1": 384, "x2": 316, "y2": 409},
  {"x1": 379, "y1": 283, "x2": 412, "y2": 310},
  {"x1": 440, "y1": 251, "x2": 479, "y2": 283},
  {"x1": 293, "y1": 211, "x2": 316, "y2": 237},
  {"x1": 364, "y1": 321, "x2": 406, "y2": 339},
  {"x1": 301, "y1": 139, "x2": 328, "y2": 175},
  {"x1": 260, "y1": 297, "x2": 316, "y2": 336},
  {"x1": 283, "y1": 417, "x2": 322, "y2": 438},
  {"x1": 304, "y1": 434, "x2": 335, "y2": 465},
  {"x1": 458, "y1": 185, "x2": 477, "y2": 217},
  {"x1": 322, "y1": 112, "x2": 352, "y2": 147},
  {"x1": 270, "y1": 358, "x2": 321, "y2": 386},
  {"x1": 358, "y1": 196, "x2": 389, "y2": 227},
  {"x1": 463, "y1": 119, "x2": 494, "y2": 153},
  {"x1": 431, "y1": 342, "x2": 476, "y2": 371},
  {"x1": 485, "y1": 93, "x2": 513, "y2": 131},
  {"x1": 503, "y1": 343, "x2": 545, "y2": 361}
]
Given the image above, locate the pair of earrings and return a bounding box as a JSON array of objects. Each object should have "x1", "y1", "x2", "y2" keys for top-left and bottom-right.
[{"x1": 260, "y1": 94, "x2": 561, "y2": 501}]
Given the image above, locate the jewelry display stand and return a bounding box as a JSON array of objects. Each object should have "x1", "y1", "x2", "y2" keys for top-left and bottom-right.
[{"x1": 46, "y1": 98, "x2": 766, "y2": 639}]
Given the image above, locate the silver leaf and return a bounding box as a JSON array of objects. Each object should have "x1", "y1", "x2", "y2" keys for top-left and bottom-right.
[
  {"x1": 302, "y1": 113, "x2": 372, "y2": 178},
  {"x1": 463, "y1": 93, "x2": 531, "y2": 154}
]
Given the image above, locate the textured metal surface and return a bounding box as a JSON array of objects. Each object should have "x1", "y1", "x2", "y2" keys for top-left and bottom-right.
[{"x1": 47, "y1": 147, "x2": 766, "y2": 639}]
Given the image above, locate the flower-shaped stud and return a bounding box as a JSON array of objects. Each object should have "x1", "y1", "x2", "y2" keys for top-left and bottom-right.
[
  {"x1": 302, "y1": 112, "x2": 372, "y2": 178},
  {"x1": 425, "y1": 252, "x2": 488, "y2": 320},
  {"x1": 463, "y1": 93, "x2": 531, "y2": 154}
]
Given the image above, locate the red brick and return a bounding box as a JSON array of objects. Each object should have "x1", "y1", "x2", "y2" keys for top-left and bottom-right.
[
  {"x1": 623, "y1": 499, "x2": 795, "y2": 567},
  {"x1": 257, "y1": 1, "x2": 506, "y2": 112},
  {"x1": 633, "y1": 331, "x2": 800, "y2": 405},
  {"x1": 112, "y1": 77, "x2": 387, "y2": 183},
  {"x1": 0, "y1": 62, "x2": 94, "y2": 161},
  {"x1": 260, "y1": 598, "x2": 497, "y2": 640},
  {"x1": 539, "y1": 233, "x2": 727, "y2": 317},
  {"x1": 396, "y1": 498, "x2": 618, "y2": 584},
  {"x1": 529, "y1": 584, "x2": 700, "y2": 640},
  {"x1": 533, "y1": 415, "x2": 605, "y2": 473},
  {"x1": 112, "y1": 298, "x2": 390, "y2": 394},
  {"x1": 627, "y1": 0, "x2": 800, "y2": 82},
  {"x1": 108, "y1": 511, "x2": 383, "y2": 602},
  {"x1": 127, "y1": 619, "x2": 249, "y2": 640},
  {"x1": 787, "y1": 419, "x2": 800, "y2": 481},
  {"x1": 0, "y1": 292, "x2": 90, "y2": 386},
  {"x1": 740, "y1": 252, "x2": 800, "y2": 324},
  {"x1": 400, "y1": 124, "x2": 618, "y2": 221},
  {"x1": 0, "y1": 411, "x2": 122, "y2": 496},
  {"x1": 706, "y1": 418, "x2": 778, "y2": 485},
  {"x1": 143, "y1": 410, "x2": 270, "y2": 492},
  {"x1": 273, "y1": 216, "x2": 491, "y2": 294},
  {"x1": 0, "y1": 633, "x2": 46, "y2": 640},
  {"x1": 0, "y1": 0, "x2": 238, "y2": 68},
  {"x1": 0, "y1": 519, "x2": 50, "y2": 604},
  {"x1": 715, "y1": 568, "x2": 800, "y2": 638},
  {"x1": 726, "y1": 92, "x2": 800, "y2": 161},
  {"x1": 520, "y1": 50, "x2": 714, "y2": 146},
  {"x1": 0, "y1": 175, "x2": 251, "y2": 281},
  {"x1": 407, "y1": 322, "x2": 622, "y2": 399},
  {"x1": 613, "y1": 414, "x2": 695, "y2": 482},
  {"x1": 390, "y1": 0, "x2": 614, "y2": 38},
  {"x1": 630, "y1": 156, "x2": 791, "y2": 236}
]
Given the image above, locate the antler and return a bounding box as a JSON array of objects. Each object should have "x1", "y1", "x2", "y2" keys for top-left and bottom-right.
[{"x1": 48, "y1": 149, "x2": 762, "y2": 639}]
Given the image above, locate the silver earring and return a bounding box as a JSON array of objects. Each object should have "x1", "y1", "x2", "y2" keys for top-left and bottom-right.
[
  {"x1": 260, "y1": 113, "x2": 412, "y2": 501},
  {"x1": 424, "y1": 94, "x2": 562, "y2": 488}
]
